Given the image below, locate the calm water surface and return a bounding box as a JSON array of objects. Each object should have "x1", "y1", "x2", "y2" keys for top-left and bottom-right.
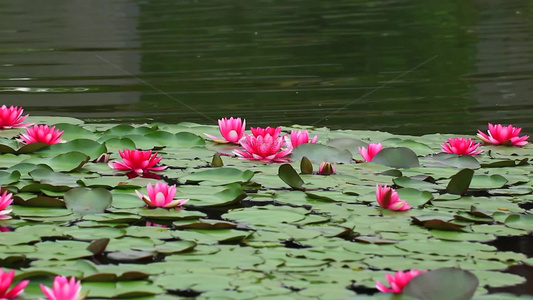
[{"x1": 0, "y1": 0, "x2": 532, "y2": 135}]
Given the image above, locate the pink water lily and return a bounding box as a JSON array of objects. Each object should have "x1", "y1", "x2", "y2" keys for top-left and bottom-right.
[
  {"x1": 233, "y1": 132, "x2": 291, "y2": 162},
  {"x1": 358, "y1": 143, "x2": 383, "y2": 162},
  {"x1": 135, "y1": 182, "x2": 188, "y2": 208},
  {"x1": 40, "y1": 276, "x2": 82, "y2": 300},
  {"x1": 376, "y1": 184, "x2": 411, "y2": 211},
  {"x1": 376, "y1": 269, "x2": 424, "y2": 293},
  {"x1": 477, "y1": 123, "x2": 529, "y2": 146},
  {"x1": 0, "y1": 190, "x2": 14, "y2": 220},
  {"x1": 19, "y1": 125, "x2": 63, "y2": 145},
  {"x1": 109, "y1": 149, "x2": 167, "y2": 175},
  {"x1": 0, "y1": 269, "x2": 29, "y2": 299},
  {"x1": 317, "y1": 162, "x2": 336, "y2": 175},
  {"x1": 251, "y1": 126, "x2": 281, "y2": 137},
  {"x1": 0, "y1": 105, "x2": 33, "y2": 129},
  {"x1": 441, "y1": 137, "x2": 483, "y2": 155},
  {"x1": 285, "y1": 130, "x2": 318, "y2": 150},
  {"x1": 204, "y1": 117, "x2": 246, "y2": 144}
]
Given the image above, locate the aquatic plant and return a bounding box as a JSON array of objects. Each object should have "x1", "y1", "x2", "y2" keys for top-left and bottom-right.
[
  {"x1": 135, "y1": 182, "x2": 188, "y2": 208},
  {"x1": 234, "y1": 130, "x2": 291, "y2": 162},
  {"x1": 108, "y1": 149, "x2": 167, "y2": 175},
  {"x1": 250, "y1": 126, "x2": 281, "y2": 137},
  {"x1": 204, "y1": 117, "x2": 246, "y2": 144},
  {"x1": 284, "y1": 130, "x2": 318, "y2": 150},
  {"x1": 0, "y1": 269, "x2": 29, "y2": 299},
  {"x1": 358, "y1": 143, "x2": 383, "y2": 162},
  {"x1": 440, "y1": 137, "x2": 483, "y2": 155},
  {"x1": 0, "y1": 105, "x2": 32, "y2": 129},
  {"x1": 40, "y1": 276, "x2": 82, "y2": 300},
  {"x1": 477, "y1": 123, "x2": 529, "y2": 146},
  {"x1": 19, "y1": 124, "x2": 64, "y2": 145},
  {"x1": 0, "y1": 190, "x2": 14, "y2": 220},
  {"x1": 317, "y1": 161, "x2": 335, "y2": 175},
  {"x1": 375, "y1": 269, "x2": 423, "y2": 293},
  {"x1": 376, "y1": 184, "x2": 411, "y2": 211}
]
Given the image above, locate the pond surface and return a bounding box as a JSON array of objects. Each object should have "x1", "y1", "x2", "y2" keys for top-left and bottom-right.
[{"x1": 1, "y1": 0, "x2": 532, "y2": 135}]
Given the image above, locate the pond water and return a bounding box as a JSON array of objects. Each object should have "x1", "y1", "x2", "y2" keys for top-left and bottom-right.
[{"x1": 1, "y1": 0, "x2": 532, "y2": 135}]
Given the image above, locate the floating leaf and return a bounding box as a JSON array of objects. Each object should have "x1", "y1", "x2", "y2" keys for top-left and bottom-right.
[
  {"x1": 64, "y1": 188, "x2": 112, "y2": 215},
  {"x1": 403, "y1": 267, "x2": 478, "y2": 300},
  {"x1": 426, "y1": 153, "x2": 480, "y2": 169},
  {"x1": 372, "y1": 147, "x2": 419, "y2": 169},
  {"x1": 291, "y1": 143, "x2": 353, "y2": 164}
]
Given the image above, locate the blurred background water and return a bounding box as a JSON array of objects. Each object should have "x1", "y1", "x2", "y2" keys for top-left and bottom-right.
[{"x1": 0, "y1": 0, "x2": 532, "y2": 136}]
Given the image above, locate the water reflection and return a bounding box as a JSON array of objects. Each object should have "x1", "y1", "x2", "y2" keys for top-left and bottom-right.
[{"x1": 0, "y1": 0, "x2": 531, "y2": 136}]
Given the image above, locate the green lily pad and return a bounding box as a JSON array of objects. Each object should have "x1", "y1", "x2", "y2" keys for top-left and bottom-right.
[
  {"x1": 64, "y1": 188, "x2": 112, "y2": 215},
  {"x1": 372, "y1": 147, "x2": 419, "y2": 169}
]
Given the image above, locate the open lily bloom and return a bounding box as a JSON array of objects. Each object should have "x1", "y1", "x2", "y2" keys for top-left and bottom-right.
[
  {"x1": 0, "y1": 190, "x2": 14, "y2": 220},
  {"x1": 0, "y1": 105, "x2": 33, "y2": 129},
  {"x1": 40, "y1": 276, "x2": 82, "y2": 300},
  {"x1": 376, "y1": 269, "x2": 423, "y2": 293},
  {"x1": 109, "y1": 149, "x2": 167, "y2": 175},
  {"x1": 204, "y1": 117, "x2": 246, "y2": 144},
  {"x1": 19, "y1": 125, "x2": 63, "y2": 145},
  {"x1": 233, "y1": 133, "x2": 291, "y2": 162},
  {"x1": 250, "y1": 126, "x2": 281, "y2": 138},
  {"x1": 135, "y1": 182, "x2": 189, "y2": 208},
  {"x1": 358, "y1": 143, "x2": 383, "y2": 162},
  {"x1": 285, "y1": 130, "x2": 318, "y2": 150},
  {"x1": 477, "y1": 123, "x2": 529, "y2": 146},
  {"x1": 376, "y1": 184, "x2": 411, "y2": 211},
  {"x1": 441, "y1": 137, "x2": 483, "y2": 155},
  {"x1": 0, "y1": 269, "x2": 29, "y2": 299},
  {"x1": 317, "y1": 162, "x2": 336, "y2": 175}
]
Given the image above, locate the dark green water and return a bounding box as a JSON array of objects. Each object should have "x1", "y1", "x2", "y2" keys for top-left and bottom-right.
[{"x1": 1, "y1": 0, "x2": 532, "y2": 135}]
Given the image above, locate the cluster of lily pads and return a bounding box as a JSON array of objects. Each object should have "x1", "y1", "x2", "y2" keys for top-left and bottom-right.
[{"x1": 0, "y1": 105, "x2": 531, "y2": 299}]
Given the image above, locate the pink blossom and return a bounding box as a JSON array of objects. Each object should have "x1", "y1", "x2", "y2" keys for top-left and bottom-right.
[
  {"x1": 0, "y1": 190, "x2": 14, "y2": 220},
  {"x1": 284, "y1": 130, "x2": 318, "y2": 150},
  {"x1": 135, "y1": 182, "x2": 188, "y2": 208},
  {"x1": 204, "y1": 117, "x2": 246, "y2": 144},
  {"x1": 0, "y1": 269, "x2": 29, "y2": 299},
  {"x1": 108, "y1": 149, "x2": 167, "y2": 175},
  {"x1": 317, "y1": 162, "x2": 336, "y2": 175},
  {"x1": 376, "y1": 269, "x2": 424, "y2": 293},
  {"x1": 19, "y1": 125, "x2": 63, "y2": 145},
  {"x1": 477, "y1": 123, "x2": 528, "y2": 146},
  {"x1": 0, "y1": 105, "x2": 33, "y2": 129},
  {"x1": 358, "y1": 143, "x2": 383, "y2": 162},
  {"x1": 441, "y1": 138, "x2": 483, "y2": 155},
  {"x1": 146, "y1": 221, "x2": 167, "y2": 228},
  {"x1": 40, "y1": 276, "x2": 82, "y2": 300},
  {"x1": 376, "y1": 184, "x2": 411, "y2": 211},
  {"x1": 250, "y1": 126, "x2": 281, "y2": 138},
  {"x1": 233, "y1": 133, "x2": 291, "y2": 162}
]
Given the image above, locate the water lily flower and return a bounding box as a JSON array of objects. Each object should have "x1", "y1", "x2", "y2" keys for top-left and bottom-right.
[
  {"x1": 204, "y1": 117, "x2": 246, "y2": 144},
  {"x1": 0, "y1": 226, "x2": 11, "y2": 232},
  {"x1": 233, "y1": 132, "x2": 291, "y2": 162},
  {"x1": 0, "y1": 190, "x2": 14, "y2": 220},
  {"x1": 19, "y1": 125, "x2": 63, "y2": 145},
  {"x1": 93, "y1": 153, "x2": 110, "y2": 163},
  {"x1": 477, "y1": 123, "x2": 529, "y2": 146},
  {"x1": 146, "y1": 221, "x2": 167, "y2": 228},
  {"x1": 251, "y1": 126, "x2": 281, "y2": 137},
  {"x1": 40, "y1": 276, "x2": 82, "y2": 300},
  {"x1": 441, "y1": 137, "x2": 483, "y2": 155},
  {"x1": 317, "y1": 162, "x2": 336, "y2": 175},
  {"x1": 0, "y1": 105, "x2": 33, "y2": 129},
  {"x1": 376, "y1": 269, "x2": 423, "y2": 293},
  {"x1": 108, "y1": 149, "x2": 167, "y2": 175},
  {"x1": 135, "y1": 182, "x2": 189, "y2": 208},
  {"x1": 285, "y1": 130, "x2": 318, "y2": 150},
  {"x1": 358, "y1": 143, "x2": 383, "y2": 162},
  {"x1": 0, "y1": 269, "x2": 29, "y2": 299},
  {"x1": 376, "y1": 184, "x2": 411, "y2": 211}
]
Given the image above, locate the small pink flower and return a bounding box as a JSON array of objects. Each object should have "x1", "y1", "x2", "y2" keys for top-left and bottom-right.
[
  {"x1": 108, "y1": 149, "x2": 167, "y2": 175},
  {"x1": 93, "y1": 153, "x2": 110, "y2": 163},
  {"x1": 376, "y1": 184, "x2": 411, "y2": 211},
  {"x1": 317, "y1": 162, "x2": 336, "y2": 175},
  {"x1": 0, "y1": 190, "x2": 14, "y2": 220},
  {"x1": 376, "y1": 269, "x2": 424, "y2": 293},
  {"x1": 251, "y1": 126, "x2": 281, "y2": 138},
  {"x1": 40, "y1": 276, "x2": 82, "y2": 300},
  {"x1": 19, "y1": 125, "x2": 63, "y2": 145},
  {"x1": 0, "y1": 269, "x2": 29, "y2": 299},
  {"x1": 233, "y1": 133, "x2": 291, "y2": 162},
  {"x1": 477, "y1": 123, "x2": 529, "y2": 146},
  {"x1": 0, "y1": 105, "x2": 33, "y2": 129},
  {"x1": 358, "y1": 143, "x2": 383, "y2": 162},
  {"x1": 0, "y1": 226, "x2": 11, "y2": 232},
  {"x1": 135, "y1": 182, "x2": 188, "y2": 208},
  {"x1": 284, "y1": 130, "x2": 318, "y2": 150},
  {"x1": 441, "y1": 138, "x2": 483, "y2": 155},
  {"x1": 204, "y1": 117, "x2": 246, "y2": 144},
  {"x1": 146, "y1": 221, "x2": 167, "y2": 228}
]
